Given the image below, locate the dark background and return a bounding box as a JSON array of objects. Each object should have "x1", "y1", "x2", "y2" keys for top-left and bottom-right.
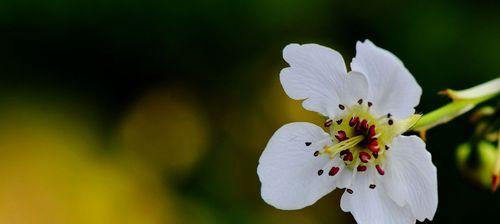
[{"x1": 0, "y1": 0, "x2": 498, "y2": 223}]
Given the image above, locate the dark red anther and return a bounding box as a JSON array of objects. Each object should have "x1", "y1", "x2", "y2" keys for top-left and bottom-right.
[
  {"x1": 354, "y1": 119, "x2": 367, "y2": 132},
  {"x1": 335, "y1": 131, "x2": 348, "y2": 142},
  {"x1": 339, "y1": 104, "x2": 345, "y2": 110},
  {"x1": 354, "y1": 121, "x2": 362, "y2": 132},
  {"x1": 318, "y1": 169, "x2": 324, "y2": 176},
  {"x1": 369, "y1": 184, "x2": 376, "y2": 189},
  {"x1": 385, "y1": 145, "x2": 390, "y2": 150},
  {"x1": 347, "y1": 153, "x2": 354, "y2": 161},
  {"x1": 336, "y1": 119, "x2": 343, "y2": 125},
  {"x1": 324, "y1": 119, "x2": 333, "y2": 127},
  {"x1": 343, "y1": 151, "x2": 353, "y2": 161},
  {"x1": 368, "y1": 125, "x2": 376, "y2": 137},
  {"x1": 368, "y1": 140, "x2": 380, "y2": 153},
  {"x1": 359, "y1": 151, "x2": 371, "y2": 163},
  {"x1": 340, "y1": 149, "x2": 349, "y2": 156},
  {"x1": 314, "y1": 151, "x2": 319, "y2": 157},
  {"x1": 368, "y1": 102, "x2": 373, "y2": 107},
  {"x1": 373, "y1": 152, "x2": 378, "y2": 159},
  {"x1": 367, "y1": 138, "x2": 379, "y2": 147},
  {"x1": 346, "y1": 189, "x2": 354, "y2": 194},
  {"x1": 357, "y1": 165, "x2": 367, "y2": 172},
  {"x1": 360, "y1": 120, "x2": 369, "y2": 131},
  {"x1": 387, "y1": 113, "x2": 392, "y2": 118},
  {"x1": 376, "y1": 165, "x2": 385, "y2": 175},
  {"x1": 305, "y1": 142, "x2": 312, "y2": 146},
  {"x1": 358, "y1": 99, "x2": 363, "y2": 104},
  {"x1": 349, "y1": 117, "x2": 359, "y2": 127},
  {"x1": 329, "y1": 167, "x2": 340, "y2": 176},
  {"x1": 368, "y1": 139, "x2": 378, "y2": 146}
]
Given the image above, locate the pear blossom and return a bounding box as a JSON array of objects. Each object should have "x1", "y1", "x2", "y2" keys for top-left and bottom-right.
[{"x1": 257, "y1": 40, "x2": 438, "y2": 224}]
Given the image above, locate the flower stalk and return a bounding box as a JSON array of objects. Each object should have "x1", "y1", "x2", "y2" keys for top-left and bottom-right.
[{"x1": 411, "y1": 77, "x2": 500, "y2": 133}]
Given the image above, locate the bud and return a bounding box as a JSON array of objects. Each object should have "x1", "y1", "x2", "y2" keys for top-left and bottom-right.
[
  {"x1": 469, "y1": 106, "x2": 495, "y2": 123},
  {"x1": 493, "y1": 132, "x2": 500, "y2": 192},
  {"x1": 440, "y1": 77, "x2": 500, "y2": 100},
  {"x1": 456, "y1": 141, "x2": 497, "y2": 190}
]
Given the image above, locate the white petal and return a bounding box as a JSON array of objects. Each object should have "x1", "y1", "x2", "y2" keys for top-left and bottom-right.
[
  {"x1": 334, "y1": 164, "x2": 354, "y2": 189},
  {"x1": 257, "y1": 122, "x2": 345, "y2": 210},
  {"x1": 280, "y1": 44, "x2": 368, "y2": 117},
  {"x1": 351, "y1": 40, "x2": 422, "y2": 118},
  {"x1": 342, "y1": 71, "x2": 370, "y2": 106},
  {"x1": 340, "y1": 172, "x2": 415, "y2": 224},
  {"x1": 382, "y1": 135, "x2": 438, "y2": 222}
]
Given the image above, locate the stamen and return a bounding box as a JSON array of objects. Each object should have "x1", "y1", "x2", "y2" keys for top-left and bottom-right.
[
  {"x1": 376, "y1": 114, "x2": 389, "y2": 121},
  {"x1": 340, "y1": 149, "x2": 348, "y2": 156},
  {"x1": 359, "y1": 151, "x2": 371, "y2": 163},
  {"x1": 346, "y1": 189, "x2": 354, "y2": 194},
  {"x1": 368, "y1": 125, "x2": 376, "y2": 137},
  {"x1": 329, "y1": 167, "x2": 340, "y2": 176},
  {"x1": 343, "y1": 151, "x2": 353, "y2": 161},
  {"x1": 369, "y1": 184, "x2": 376, "y2": 189},
  {"x1": 336, "y1": 119, "x2": 343, "y2": 125},
  {"x1": 335, "y1": 131, "x2": 348, "y2": 142},
  {"x1": 349, "y1": 117, "x2": 359, "y2": 127},
  {"x1": 387, "y1": 113, "x2": 392, "y2": 118},
  {"x1": 314, "y1": 151, "x2": 319, "y2": 157},
  {"x1": 373, "y1": 152, "x2": 379, "y2": 159},
  {"x1": 317, "y1": 169, "x2": 324, "y2": 176},
  {"x1": 388, "y1": 119, "x2": 394, "y2": 125},
  {"x1": 376, "y1": 164, "x2": 385, "y2": 175},
  {"x1": 368, "y1": 102, "x2": 373, "y2": 107},
  {"x1": 357, "y1": 165, "x2": 367, "y2": 172},
  {"x1": 367, "y1": 139, "x2": 380, "y2": 153},
  {"x1": 324, "y1": 119, "x2": 333, "y2": 127},
  {"x1": 357, "y1": 99, "x2": 363, "y2": 104},
  {"x1": 339, "y1": 104, "x2": 345, "y2": 110},
  {"x1": 385, "y1": 145, "x2": 390, "y2": 150},
  {"x1": 359, "y1": 120, "x2": 368, "y2": 132},
  {"x1": 305, "y1": 142, "x2": 312, "y2": 146}
]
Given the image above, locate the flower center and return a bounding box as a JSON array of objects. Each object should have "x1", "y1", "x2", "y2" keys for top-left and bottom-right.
[
  {"x1": 327, "y1": 101, "x2": 392, "y2": 172},
  {"x1": 305, "y1": 99, "x2": 421, "y2": 192}
]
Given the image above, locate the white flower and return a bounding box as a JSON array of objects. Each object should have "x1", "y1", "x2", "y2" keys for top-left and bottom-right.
[{"x1": 257, "y1": 40, "x2": 438, "y2": 224}]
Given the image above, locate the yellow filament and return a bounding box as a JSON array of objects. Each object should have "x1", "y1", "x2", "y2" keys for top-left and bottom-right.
[{"x1": 324, "y1": 135, "x2": 364, "y2": 157}]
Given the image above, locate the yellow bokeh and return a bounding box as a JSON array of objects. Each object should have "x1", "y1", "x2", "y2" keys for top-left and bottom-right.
[
  {"x1": 0, "y1": 101, "x2": 175, "y2": 224},
  {"x1": 118, "y1": 87, "x2": 210, "y2": 174}
]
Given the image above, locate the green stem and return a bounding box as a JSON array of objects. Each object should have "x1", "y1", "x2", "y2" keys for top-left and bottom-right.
[{"x1": 411, "y1": 93, "x2": 498, "y2": 132}]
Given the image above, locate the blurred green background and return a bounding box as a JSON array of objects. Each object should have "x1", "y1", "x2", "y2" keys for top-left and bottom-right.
[{"x1": 0, "y1": 0, "x2": 498, "y2": 223}]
